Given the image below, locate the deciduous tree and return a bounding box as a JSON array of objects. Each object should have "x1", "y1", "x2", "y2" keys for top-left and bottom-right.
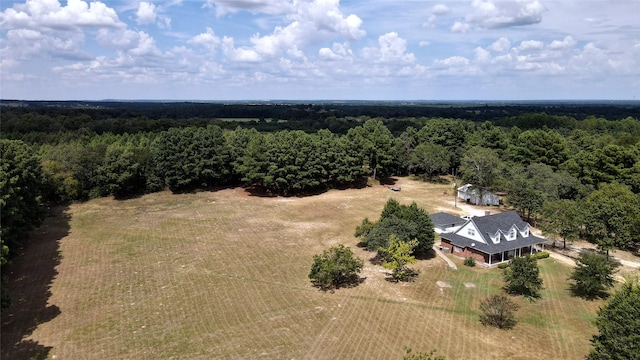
[
  {"x1": 379, "y1": 235, "x2": 418, "y2": 281},
  {"x1": 587, "y1": 282, "x2": 640, "y2": 360},
  {"x1": 570, "y1": 252, "x2": 620, "y2": 299},
  {"x1": 479, "y1": 294, "x2": 519, "y2": 329},
  {"x1": 309, "y1": 245, "x2": 364, "y2": 290},
  {"x1": 503, "y1": 256, "x2": 543, "y2": 299}
]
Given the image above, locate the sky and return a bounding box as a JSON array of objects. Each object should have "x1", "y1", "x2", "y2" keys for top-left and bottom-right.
[{"x1": 0, "y1": 0, "x2": 639, "y2": 100}]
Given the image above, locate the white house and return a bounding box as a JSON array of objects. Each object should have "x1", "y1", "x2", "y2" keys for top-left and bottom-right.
[{"x1": 440, "y1": 211, "x2": 547, "y2": 266}]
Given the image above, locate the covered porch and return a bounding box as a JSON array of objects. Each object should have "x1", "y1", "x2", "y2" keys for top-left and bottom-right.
[{"x1": 482, "y1": 243, "x2": 546, "y2": 266}]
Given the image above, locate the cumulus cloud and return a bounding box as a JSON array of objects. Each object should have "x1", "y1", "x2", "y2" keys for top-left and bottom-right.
[
  {"x1": 362, "y1": 32, "x2": 415, "y2": 64},
  {"x1": 319, "y1": 42, "x2": 353, "y2": 61},
  {"x1": 424, "y1": 3, "x2": 451, "y2": 28},
  {"x1": 136, "y1": 2, "x2": 156, "y2": 25},
  {"x1": 188, "y1": 27, "x2": 221, "y2": 52},
  {"x1": 454, "y1": 0, "x2": 546, "y2": 32},
  {"x1": 222, "y1": 0, "x2": 364, "y2": 62},
  {"x1": 0, "y1": 0, "x2": 123, "y2": 30}
]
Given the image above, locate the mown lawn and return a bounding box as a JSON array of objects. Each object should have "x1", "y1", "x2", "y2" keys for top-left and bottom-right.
[{"x1": 2, "y1": 178, "x2": 605, "y2": 359}]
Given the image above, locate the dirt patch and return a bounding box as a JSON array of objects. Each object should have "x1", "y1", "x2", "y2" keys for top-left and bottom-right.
[
  {"x1": 436, "y1": 281, "x2": 452, "y2": 288},
  {"x1": 464, "y1": 282, "x2": 476, "y2": 288}
]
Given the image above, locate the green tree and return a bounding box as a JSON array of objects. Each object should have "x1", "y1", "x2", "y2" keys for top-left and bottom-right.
[
  {"x1": 153, "y1": 126, "x2": 231, "y2": 192},
  {"x1": 503, "y1": 256, "x2": 543, "y2": 299},
  {"x1": 459, "y1": 146, "x2": 501, "y2": 190},
  {"x1": 587, "y1": 282, "x2": 640, "y2": 360},
  {"x1": 309, "y1": 245, "x2": 364, "y2": 290},
  {"x1": 379, "y1": 235, "x2": 418, "y2": 281},
  {"x1": 1, "y1": 140, "x2": 47, "y2": 260},
  {"x1": 479, "y1": 294, "x2": 519, "y2": 329},
  {"x1": 411, "y1": 143, "x2": 450, "y2": 180},
  {"x1": 581, "y1": 182, "x2": 640, "y2": 254},
  {"x1": 539, "y1": 200, "x2": 581, "y2": 249},
  {"x1": 570, "y1": 252, "x2": 620, "y2": 299},
  {"x1": 365, "y1": 217, "x2": 418, "y2": 251},
  {"x1": 363, "y1": 199, "x2": 435, "y2": 254},
  {"x1": 346, "y1": 118, "x2": 394, "y2": 180},
  {"x1": 506, "y1": 128, "x2": 569, "y2": 169}
]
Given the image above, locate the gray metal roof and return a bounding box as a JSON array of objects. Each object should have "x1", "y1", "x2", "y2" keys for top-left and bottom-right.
[
  {"x1": 440, "y1": 211, "x2": 547, "y2": 254},
  {"x1": 429, "y1": 212, "x2": 466, "y2": 227}
]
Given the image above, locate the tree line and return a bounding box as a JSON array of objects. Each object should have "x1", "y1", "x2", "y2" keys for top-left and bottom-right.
[{"x1": 2, "y1": 114, "x2": 640, "y2": 303}]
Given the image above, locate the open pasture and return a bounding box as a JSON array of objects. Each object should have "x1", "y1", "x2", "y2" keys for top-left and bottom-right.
[{"x1": 2, "y1": 179, "x2": 603, "y2": 359}]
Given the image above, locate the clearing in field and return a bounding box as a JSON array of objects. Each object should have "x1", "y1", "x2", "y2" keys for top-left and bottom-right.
[{"x1": 2, "y1": 178, "x2": 608, "y2": 359}]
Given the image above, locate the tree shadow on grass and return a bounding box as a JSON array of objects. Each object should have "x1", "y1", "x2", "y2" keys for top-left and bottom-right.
[
  {"x1": 415, "y1": 248, "x2": 438, "y2": 261},
  {"x1": 568, "y1": 284, "x2": 611, "y2": 301},
  {"x1": 1, "y1": 205, "x2": 70, "y2": 360}
]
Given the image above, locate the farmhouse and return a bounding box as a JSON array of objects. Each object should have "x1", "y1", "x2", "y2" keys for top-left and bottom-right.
[
  {"x1": 429, "y1": 212, "x2": 466, "y2": 234},
  {"x1": 457, "y1": 183, "x2": 499, "y2": 206},
  {"x1": 439, "y1": 211, "x2": 547, "y2": 266}
]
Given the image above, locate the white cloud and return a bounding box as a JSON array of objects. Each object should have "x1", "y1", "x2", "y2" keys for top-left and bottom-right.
[
  {"x1": 0, "y1": 0, "x2": 124, "y2": 30},
  {"x1": 319, "y1": 42, "x2": 353, "y2": 61},
  {"x1": 433, "y1": 56, "x2": 470, "y2": 68},
  {"x1": 188, "y1": 27, "x2": 221, "y2": 52},
  {"x1": 517, "y1": 40, "x2": 544, "y2": 52},
  {"x1": 204, "y1": 0, "x2": 293, "y2": 16},
  {"x1": 362, "y1": 32, "x2": 415, "y2": 64},
  {"x1": 456, "y1": 0, "x2": 546, "y2": 31},
  {"x1": 221, "y1": 0, "x2": 364, "y2": 62},
  {"x1": 136, "y1": 2, "x2": 156, "y2": 25},
  {"x1": 432, "y1": 4, "x2": 451, "y2": 16},
  {"x1": 96, "y1": 29, "x2": 160, "y2": 58},
  {"x1": 548, "y1": 36, "x2": 577, "y2": 51},
  {"x1": 488, "y1": 37, "x2": 511, "y2": 53},
  {"x1": 451, "y1": 21, "x2": 470, "y2": 33}
]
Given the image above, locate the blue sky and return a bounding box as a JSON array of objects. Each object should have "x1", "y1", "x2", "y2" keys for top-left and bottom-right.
[{"x1": 1, "y1": 0, "x2": 639, "y2": 100}]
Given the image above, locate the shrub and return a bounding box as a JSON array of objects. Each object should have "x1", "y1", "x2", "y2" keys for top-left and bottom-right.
[
  {"x1": 309, "y1": 245, "x2": 364, "y2": 291},
  {"x1": 535, "y1": 251, "x2": 550, "y2": 259},
  {"x1": 479, "y1": 294, "x2": 519, "y2": 329},
  {"x1": 497, "y1": 262, "x2": 510, "y2": 269},
  {"x1": 463, "y1": 257, "x2": 476, "y2": 267}
]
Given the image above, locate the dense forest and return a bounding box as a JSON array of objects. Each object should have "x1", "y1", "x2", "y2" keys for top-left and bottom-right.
[{"x1": 2, "y1": 101, "x2": 640, "y2": 306}]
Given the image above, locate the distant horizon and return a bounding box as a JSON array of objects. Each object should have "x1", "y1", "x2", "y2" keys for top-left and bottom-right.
[{"x1": 2, "y1": 99, "x2": 639, "y2": 105}]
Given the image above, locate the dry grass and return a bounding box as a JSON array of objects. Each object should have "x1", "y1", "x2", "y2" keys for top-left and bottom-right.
[{"x1": 2, "y1": 178, "x2": 607, "y2": 359}]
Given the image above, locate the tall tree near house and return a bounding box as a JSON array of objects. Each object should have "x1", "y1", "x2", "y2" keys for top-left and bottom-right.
[
  {"x1": 581, "y1": 182, "x2": 640, "y2": 255},
  {"x1": 570, "y1": 252, "x2": 620, "y2": 299},
  {"x1": 587, "y1": 282, "x2": 640, "y2": 360},
  {"x1": 539, "y1": 199, "x2": 581, "y2": 249},
  {"x1": 378, "y1": 235, "x2": 418, "y2": 281},
  {"x1": 503, "y1": 256, "x2": 543, "y2": 300}
]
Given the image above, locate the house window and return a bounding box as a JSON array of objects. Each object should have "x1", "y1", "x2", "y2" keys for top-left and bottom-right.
[
  {"x1": 509, "y1": 229, "x2": 516, "y2": 239},
  {"x1": 468, "y1": 228, "x2": 475, "y2": 236},
  {"x1": 453, "y1": 246, "x2": 462, "y2": 253},
  {"x1": 523, "y1": 229, "x2": 529, "y2": 237}
]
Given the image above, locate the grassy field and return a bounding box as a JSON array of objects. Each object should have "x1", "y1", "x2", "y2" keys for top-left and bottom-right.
[{"x1": 2, "y1": 178, "x2": 607, "y2": 359}]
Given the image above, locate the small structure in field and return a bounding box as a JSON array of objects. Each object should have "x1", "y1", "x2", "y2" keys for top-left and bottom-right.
[
  {"x1": 429, "y1": 212, "x2": 466, "y2": 234},
  {"x1": 457, "y1": 183, "x2": 499, "y2": 206},
  {"x1": 440, "y1": 211, "x2": 547, "y2": 266}
]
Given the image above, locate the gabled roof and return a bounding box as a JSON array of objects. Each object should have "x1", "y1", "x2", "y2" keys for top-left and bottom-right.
[
  {"x1": 429, "y1": 212, "x2": 466, "y2": 227},
  {"x1": 441, "y1": 211, "x2": 547, "y2": 254}
]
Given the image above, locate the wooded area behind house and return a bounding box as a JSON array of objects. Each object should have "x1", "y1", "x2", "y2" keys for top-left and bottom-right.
[{"x1": 2, "y1": 101, "x2": 640, "y2": 300}]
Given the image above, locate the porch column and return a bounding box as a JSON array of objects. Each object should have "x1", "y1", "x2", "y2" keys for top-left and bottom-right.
[
  {"x1": 530, "y1": 246, "x2": 533, "y2": 255},
  {"x1": 489, "y1": 253, "x2": 492, "y2": 266},
  {"x1": 501, "y1": 251, "x2": 505, "y2": 262},
  {"x1": 519, "y1": 247, "x2": 522, "y2": 257}
]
